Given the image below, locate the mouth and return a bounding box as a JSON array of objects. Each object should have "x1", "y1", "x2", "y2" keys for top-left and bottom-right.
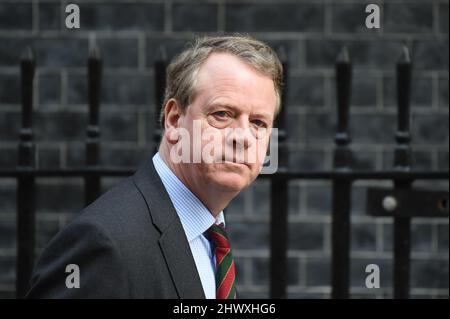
[{"x1": 214, "y1": 158, "x2": 251, "y2": 169}]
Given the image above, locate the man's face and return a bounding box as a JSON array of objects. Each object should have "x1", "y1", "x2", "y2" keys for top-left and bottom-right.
[{"x1": 172, "y1": 52, "x2": 277, "y2": 193}]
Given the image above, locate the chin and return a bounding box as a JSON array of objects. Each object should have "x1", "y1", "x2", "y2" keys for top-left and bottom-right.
[{"x1": 209, "y1": 171, "x2": 251, "y2": 193}]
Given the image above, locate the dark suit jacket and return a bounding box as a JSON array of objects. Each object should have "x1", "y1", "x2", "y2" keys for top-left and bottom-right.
[{"x1": 26, "y1": 158, "x2": 206, "y2": 298}]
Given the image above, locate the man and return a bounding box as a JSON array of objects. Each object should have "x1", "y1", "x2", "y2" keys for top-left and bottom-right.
[{"x1": 26, "y1": 35, "x2": 283, "y2": 298}]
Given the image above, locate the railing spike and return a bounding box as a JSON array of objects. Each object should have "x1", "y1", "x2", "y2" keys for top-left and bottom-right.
[
  {"x1": 88, "y1": 33, "x2": 101, "y2": 59},
  {"x1": 337, "y1": 46, "x2": 350, "y2": 64},
  {"x1": 156, "y1": 45, "x2": 167, "y2": 62},
  {"x1": 21, "y1": 46, "x2": 34, "y2": 62},
  {"x1": 399, "y1": 45, "x2": 411, "y2": 64}
]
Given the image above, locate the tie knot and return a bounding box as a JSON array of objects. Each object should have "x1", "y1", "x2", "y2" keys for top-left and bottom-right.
[{"x1": 207, "y1": 223, "x2": 230, "y2": 249}]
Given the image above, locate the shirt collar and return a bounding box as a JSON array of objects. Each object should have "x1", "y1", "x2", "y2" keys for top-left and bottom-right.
[{"x1": 152, "y1": 152, "x2": 225, "y2": 242}]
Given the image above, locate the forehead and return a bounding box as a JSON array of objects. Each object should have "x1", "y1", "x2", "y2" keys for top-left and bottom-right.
[{"x1": 193, "y1": 53, "x2": 277, "y2": 116}]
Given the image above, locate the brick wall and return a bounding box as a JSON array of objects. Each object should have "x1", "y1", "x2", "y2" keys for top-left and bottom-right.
[{"x1": 0, "y1": 0, "x2": 448, "y2": 298}]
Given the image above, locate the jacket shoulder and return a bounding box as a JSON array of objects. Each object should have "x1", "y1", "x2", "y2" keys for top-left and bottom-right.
[
  {"x1": 27, "y1": 175, "x2": 156, "y2": 298},
  {"x1": 26, "y1": 209, "x2": 130, "y2": 298}
]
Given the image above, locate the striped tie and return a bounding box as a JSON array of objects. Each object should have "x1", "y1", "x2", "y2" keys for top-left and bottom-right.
[{"x1": 207, "y1": 223, "x2": 237, "y2": 299}]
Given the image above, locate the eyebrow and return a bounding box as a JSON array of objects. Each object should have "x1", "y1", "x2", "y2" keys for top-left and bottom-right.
[{"x1": 208, "y1": 103, "x2": 274, "y2": 122}]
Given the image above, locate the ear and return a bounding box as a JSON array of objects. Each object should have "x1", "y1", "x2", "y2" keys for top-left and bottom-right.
[{"x1": 163, "y1": 99, "x2": 183, "y2": 145}]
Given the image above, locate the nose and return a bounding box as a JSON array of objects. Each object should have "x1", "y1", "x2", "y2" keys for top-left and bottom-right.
[{"x1": 225, "y1": 116, "x2": 255, "y2": 150}]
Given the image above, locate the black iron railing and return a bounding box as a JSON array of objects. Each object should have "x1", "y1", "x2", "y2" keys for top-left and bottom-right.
[{"x1": 0, "y1": 44, "x2": 448, "y2": 299}]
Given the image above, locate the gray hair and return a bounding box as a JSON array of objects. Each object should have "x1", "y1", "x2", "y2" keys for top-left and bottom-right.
[{"x1": 159, "y1": 35, "x2": 283, "y2": 128}]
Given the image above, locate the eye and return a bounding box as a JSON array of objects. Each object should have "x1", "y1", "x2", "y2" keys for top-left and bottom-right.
[
  {"x1": 251, "y1": 119, "x2": 267, "y2": 128},
  {"x1": 207, "y1": 110, "x2": 234, "y2": 129},
  {"x1": 213, "y1": 111, "x2": 229, "y2": 119}
]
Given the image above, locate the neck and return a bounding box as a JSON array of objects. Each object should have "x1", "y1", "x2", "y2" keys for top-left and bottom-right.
[{"x1": 158, "y1": 142, "x2": 237, "y2": 218}]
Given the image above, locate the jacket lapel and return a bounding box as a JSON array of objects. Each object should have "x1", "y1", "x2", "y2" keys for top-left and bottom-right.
[{"x1": 132, "y1": 157, "x2": 205, "y2": 299}]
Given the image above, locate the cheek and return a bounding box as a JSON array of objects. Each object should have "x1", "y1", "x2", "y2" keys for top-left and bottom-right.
[
  {"x1": 255, "y1": 137, "x2": 270, "y2": 163},
  {"x1": 200, "y1": 123, "x2": 226, "y2": 156}
]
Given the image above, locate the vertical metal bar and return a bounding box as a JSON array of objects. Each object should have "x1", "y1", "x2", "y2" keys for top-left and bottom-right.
[
  {"x1": 331, "y1": 47, "x2": 353, "y2": 299},
  {"x1": 16, "y1": 47, "x2": 36, "y2": 298},
  {"x1": 153, "y1": 46, "x2": 167, "y2": 154},
  {"x1": 270, "y1": 47, "x2": 288, "y2": 298},
  {"x1": 85, "y1": 43, "x2": 102, "y2": 206},
  {"x1": 393, "y1": 46, "x2": 413, "y2": 299}
]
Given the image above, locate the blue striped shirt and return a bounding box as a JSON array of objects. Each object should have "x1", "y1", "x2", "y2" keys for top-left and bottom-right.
[{"x1": 152, "y1": 152, "x2": 224, "y2": 299}]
